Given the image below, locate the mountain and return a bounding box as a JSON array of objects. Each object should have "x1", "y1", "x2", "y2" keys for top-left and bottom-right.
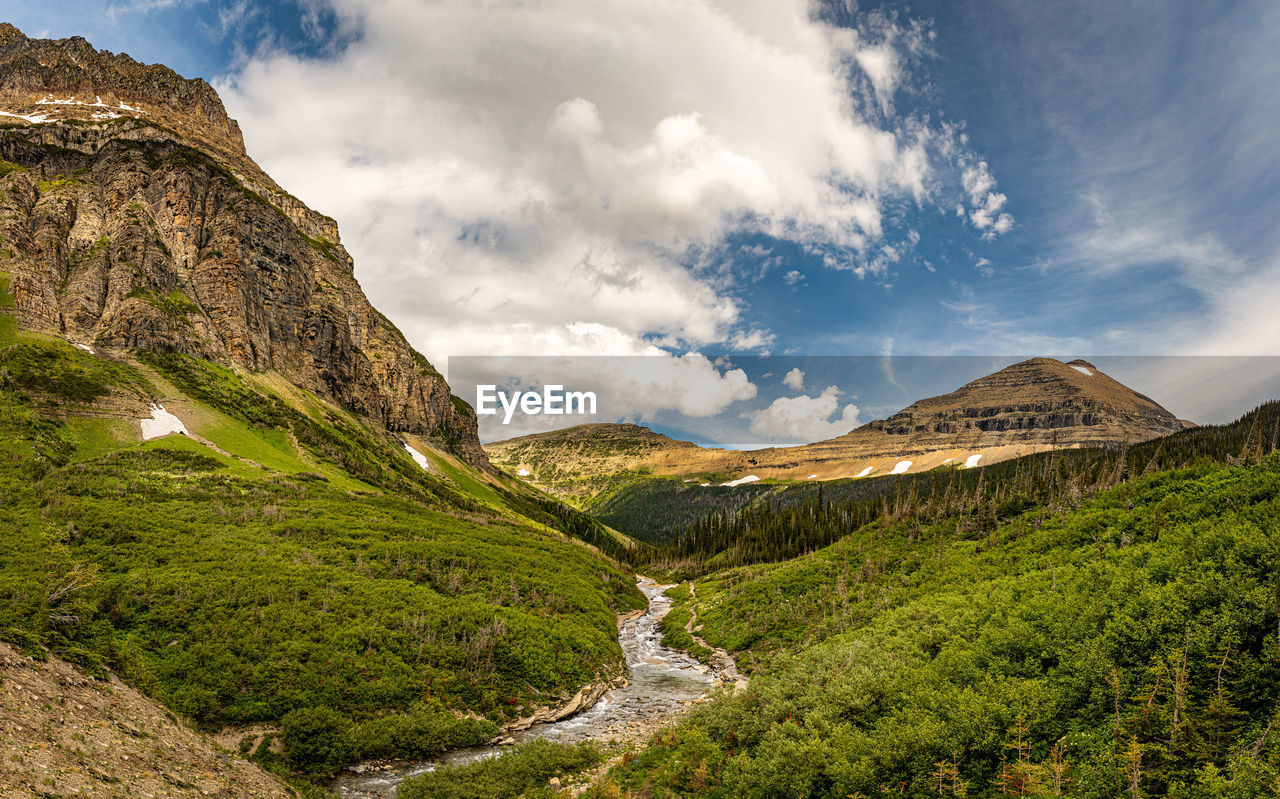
[
  {"x1": 0, "y1": 23, "x2": 487, "y2": 468},
  {"x1": 488, "y1": 357, "x2": 1193, "y2": 493},
  {"x1": 0, "y1": 26, "x2": 646, "y2": 790}
]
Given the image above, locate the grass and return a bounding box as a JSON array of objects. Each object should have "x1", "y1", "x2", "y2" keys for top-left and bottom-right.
[
  {"x1": 0, "y1": 271, "x2": 14, "y2": 344},
  {"x1": 126, "y1": 287, "x2": 200, "y2": 321},
  {"x1": 62, "y1": 417, "x2": 137, "y2": 462},
  {"x1": 35, "y1": 174, "x2": 79, "y2": 193},
  {"x1": 0, "y1": 335, "x2": 647, "y2": 782}
]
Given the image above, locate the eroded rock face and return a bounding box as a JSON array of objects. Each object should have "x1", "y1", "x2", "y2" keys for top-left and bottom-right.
[{"x1": 0, "y1": 26, "x2": 488, "y2": 468}]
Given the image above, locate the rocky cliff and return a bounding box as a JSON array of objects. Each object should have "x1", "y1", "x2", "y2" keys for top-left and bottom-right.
[{"x1": 0, "y1": 24, "x2": 488, "y2": 468}]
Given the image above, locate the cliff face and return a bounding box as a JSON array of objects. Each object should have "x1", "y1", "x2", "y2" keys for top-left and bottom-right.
[{"x1": 0, "y1": 25, "x2": 488, "y2": 468}]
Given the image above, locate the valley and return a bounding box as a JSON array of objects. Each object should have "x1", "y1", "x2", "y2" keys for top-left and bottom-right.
[
  {"x1": 2, "y1": 18, "x2": 1279, "y2": 799},
  {"x1": 334, "y1": 577, "x2": 724, "y2": 798}
]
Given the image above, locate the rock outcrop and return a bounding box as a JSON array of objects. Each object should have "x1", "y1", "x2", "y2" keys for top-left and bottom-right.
[
  {"x1": 0, "y1": 25, "x2": 488, "y2": 468},
  {"x1": 0, "y1": 641, "x2": 292, "y2": 799}
]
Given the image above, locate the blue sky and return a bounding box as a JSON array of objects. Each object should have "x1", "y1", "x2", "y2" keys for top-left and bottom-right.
[{"x1": 6, "y1": 0, "x2": 1279, "y2": 440}]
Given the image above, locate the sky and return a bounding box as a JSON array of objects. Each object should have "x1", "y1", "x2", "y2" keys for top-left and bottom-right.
[{"x1": 5, "y1": 0, "x2": 1279, "y2": 442}]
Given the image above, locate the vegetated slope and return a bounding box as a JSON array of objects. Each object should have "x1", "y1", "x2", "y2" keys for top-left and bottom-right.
[
  {"x1": 599, "y1": 400, "x2": 1278, "y2": 564},
  {"x1": 0, "y1": 29, "x2": 649, "y2": 782},
  {"x1": 487, "y1": 423, "x2": 699, "y2": 503},
  {"x1": 595, "y1": 451, "x2": 1280, "y2": 798},
  {"x1": 0, "y1": 23, "x2": 486, "y2": 467},
  {"x1": 487, "y1": 358, "x2": 1192, "y2": 491},
  {"x1": 0, "y1": 640, "x2": 291, "y2": 799},
  {"x1": 0, "y1": 324, "x2": 646, "y2": 785}
]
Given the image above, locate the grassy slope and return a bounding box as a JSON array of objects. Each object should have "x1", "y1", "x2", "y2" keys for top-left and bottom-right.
[
  {"x1": 597, "y1": 458, "x2": 1280, "y2": 798},
  {"x1": 0, "y1": 317, "x2": 645, "y2": 780}
]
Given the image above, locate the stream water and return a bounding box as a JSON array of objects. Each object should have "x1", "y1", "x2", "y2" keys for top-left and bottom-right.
[{"x1": 331, "y1": 578, "x2": 716, "y2": 798}]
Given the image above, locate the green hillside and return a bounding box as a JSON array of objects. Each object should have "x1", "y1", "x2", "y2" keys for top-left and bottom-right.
[
  {"x1": 597, "y1": 402, "x2": 1280, "y2": 573},
  {"x1": 0, "y1": 312, "x2": 645, "y2": 782},
  {"x1": 593, "y1": 450, "x2": 1280, "y2": 797}
]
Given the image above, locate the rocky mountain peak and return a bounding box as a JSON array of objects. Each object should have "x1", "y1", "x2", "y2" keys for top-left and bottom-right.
[
  {"x1": 0, "y1": 23, "x2": 245, "y2": 155},
  {"x1": 0, "y1": 27, "x2": 490, "y2": 469}
]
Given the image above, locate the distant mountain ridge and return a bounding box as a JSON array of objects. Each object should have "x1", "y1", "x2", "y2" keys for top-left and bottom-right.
[
  {"x1": 0, "y1": 23, "x2": 488, "y2": 467},
  {"x1": 487, "y1": 357, "x2": 1195, "y2": 491}
]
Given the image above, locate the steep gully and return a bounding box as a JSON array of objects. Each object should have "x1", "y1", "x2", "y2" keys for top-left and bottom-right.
[{"x1": 332, "y1": 578, "x2": 738, "y2": 797}]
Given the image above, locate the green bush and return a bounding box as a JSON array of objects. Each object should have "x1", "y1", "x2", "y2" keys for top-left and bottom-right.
[
  {"x1": 350, "y1": 704, "x2": 496, "y2": 763},
  {"x1": 282, "y1": 706, "x2": 354, "y2": 775},
  {"x1": 398, "y1": 739, "x2": 603, "y2": 799}
]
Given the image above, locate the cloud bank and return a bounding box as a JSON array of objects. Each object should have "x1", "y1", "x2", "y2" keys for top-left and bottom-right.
[{"x1": 219, "y1": 0, "x2": 1007, "y2": 374}]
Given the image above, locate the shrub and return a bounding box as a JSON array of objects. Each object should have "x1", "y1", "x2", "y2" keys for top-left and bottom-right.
[{"x1": 282, "y1": 706, "x2": 355, "y2": 776}]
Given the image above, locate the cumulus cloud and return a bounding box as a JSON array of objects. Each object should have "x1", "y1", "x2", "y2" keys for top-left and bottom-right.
[
  {"x1": 220, "y1": 0, "x2": 1008, "y2": 363},
  {"x1": 746, "y1": 386, "x2": 860, "y2": 444},
  {"x1": 782, "y1": 367, "x2": 805, "y2": 390},
  {"x1": 449, "y1": 350, "x2": 758, "y2": 439},
  {"x1": 962, "y1": 161, "x2": 1014, "y2": 238}
]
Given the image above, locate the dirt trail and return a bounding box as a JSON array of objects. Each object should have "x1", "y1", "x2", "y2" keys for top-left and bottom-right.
[{"x1": 684, "y1": 581, "x2": 747, "y2": 691}]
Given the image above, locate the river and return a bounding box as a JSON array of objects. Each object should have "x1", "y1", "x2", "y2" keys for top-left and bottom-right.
[{"x1": 332, "y1": 577, "x2": 718, "y2": 798}]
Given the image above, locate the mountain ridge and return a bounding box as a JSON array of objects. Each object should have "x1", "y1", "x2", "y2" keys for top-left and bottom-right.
[{"x1": 487, "y1": 357, "x2": 1194, "y2": 492}]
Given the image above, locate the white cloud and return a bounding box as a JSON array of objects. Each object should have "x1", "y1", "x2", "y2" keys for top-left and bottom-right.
[
  {"x1": 783, "y1": 269, "x2": 805, "y2": 286},
  {"x1": 106, "y1": 0, "x2": 200, "y2": 19},
  {"x1": 746, "y1": 385, "x2": 860, "y2": 444},
  {"x1": 728, "y1": 328, "x2": 776, "y2": 353},
  {"x1": 451, "y1": 349, "x2": 759, "y2": 440},
  {"x1": 782, "y1": 367, "x2": 805, "y2": 390},
  {"x1": 962, "y1": 161, "x2": 1014, "y2": 238},
  {"x1": 220, "y1": 0, "x2": 1007, "y2": 372}
]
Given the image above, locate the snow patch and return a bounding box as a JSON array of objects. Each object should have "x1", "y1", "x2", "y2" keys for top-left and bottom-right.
[
  {"x1": 402, "y1": 443, "x2": 430, "y2": 471},
  {"x1": 854, "y1": 466, "x2": 873, "y2": 478},
  {"x1": 963, "y1": 454, "x2": 983, "y2": 469},
  {"x1": 890, "y1": 460, "x2": 912, "y2": 475},
  {"x1": 140, "y1": 404, "x2": 188, "y2": 440},
  {"x1": 721, "y1": 475, "x2": 761, "y2": 487},
  {"x1": 807, "y1": 474, "x2": 818, "y2": 480},
  {"x1": 0, "y1": 110, "x2": 51, "y2": 124},
  {"x1": 33, "y1": 95, "x2": 139, "y2": 116},
  {"x1": 517, "y1": 468, "x2": 530, "y2": 477},
  {"x1": 1070, "y1": 365, "x2": 1093, "y2": 376},
  {"x1": 941, "y1": 458, "x2": 953, "y2": 465},
  {"x1": 71, "y1": 342, "x2": 95, "y2": 354},
  {"x1": 699, "y1": 483, "x2": 711, "y2": 487}
]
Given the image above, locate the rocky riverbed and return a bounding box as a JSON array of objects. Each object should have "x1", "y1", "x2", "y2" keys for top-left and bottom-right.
[{"x1": 331, "y1": 577, "x2": 724, "y2": 798}]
